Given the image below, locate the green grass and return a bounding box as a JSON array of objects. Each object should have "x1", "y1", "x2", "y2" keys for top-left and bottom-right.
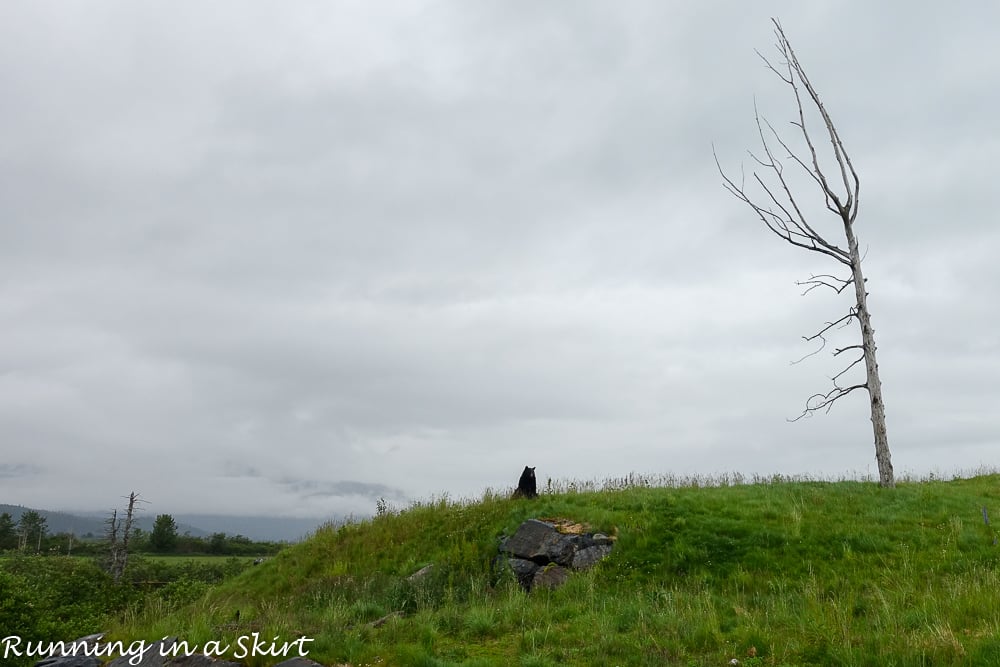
[
  {"x1": 109, "y1": 474, "x2": 1000, "y2": 666},
  {"x1": 141, "y1": 555, "x2": 261, "y2": 565}
]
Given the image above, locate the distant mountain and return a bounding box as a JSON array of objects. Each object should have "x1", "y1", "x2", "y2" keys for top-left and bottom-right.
[
  {"x1": 1, "y1": 504, "x2": 111, "y2": 539},
  {"x1": 172, "y1": 514, "x2": 333, "y2": 542},
  {"x1": 74, "y1": 510, "x2": 210, "y2": 539},
  {"x1": 0, "y1": 504, "x2": 334, "y2": 542}
]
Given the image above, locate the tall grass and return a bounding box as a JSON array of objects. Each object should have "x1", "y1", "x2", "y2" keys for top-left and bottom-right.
[{"x1": 108, "y1": 472, "x2": 1000, "y2": 666}]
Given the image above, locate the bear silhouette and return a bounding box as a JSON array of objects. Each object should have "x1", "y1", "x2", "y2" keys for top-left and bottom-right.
[{"x1": 512, "y1": 466, "x2": 538, "y2": 499}]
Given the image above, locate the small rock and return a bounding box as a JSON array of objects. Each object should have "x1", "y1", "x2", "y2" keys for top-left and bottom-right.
[
  {"x1": 571, "y1": 544, "x2": 613, "y2": 570},
  {"x1": 508, "y1": 557, "x2": 540, "y2": 590},
  {"x1": 370, "y1": 611, "x2": 404, "y2": 628},
  {"x1": 407, "y1": 564, "x2": 434, "y2": 582},
  {"x1": 532, "y1": 565, "x2": 570, "y2": 590}
]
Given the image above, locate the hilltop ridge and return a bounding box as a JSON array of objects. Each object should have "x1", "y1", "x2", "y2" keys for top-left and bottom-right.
[{"x1": 110, "y1": 474, "x2": 1000, "y2": 666}]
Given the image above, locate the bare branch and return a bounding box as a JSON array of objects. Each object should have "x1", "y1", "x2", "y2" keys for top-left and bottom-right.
[
  {"x1": 789, "y1": 322, "x2": 867, "y2": 421},
  {"x1": 802, "y1": 311, "x2": 856, "y2": 344},
  {"x1": 760, "y1": 114, "x2": 850, "y2": 227},
  {"x1": 755, "y1": 48, "x2": 792, "y2": 84},
  {"x1": 713, "y1": 146, "x2": 852, "y2": 266},
  {"x1": 771, "y1": 18, "x2": 860, "y2": 223},
  {"x1": 790, "y1": 336, "x2": 826, "y2": 365},
  {"x1": 831, "y1": 353, "x2": 865, "y2": 384},
  {"x1": 789, "y1": 383, "x2": 867, "y2": 422},
  {"x1": 752, "y1": 105, "x2": 852, "y2": 260},
  {"x1": 789, "y1": 309, "x2": 856, "y2": 366},
  {"x1": 797, "y1": 273, "x2": 852, "y2": 295}
]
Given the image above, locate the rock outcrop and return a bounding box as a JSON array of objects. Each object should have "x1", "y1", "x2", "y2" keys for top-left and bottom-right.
[{"x1": 498, "y1": 518, "x2": 614, "y2": 591}]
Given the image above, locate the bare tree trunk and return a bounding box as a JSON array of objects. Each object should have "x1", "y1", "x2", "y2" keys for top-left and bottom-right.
[
  {"x1": 106, "y1": 509, "x2": 120, "y2": 578},
  {"x1": 106, "y1": 492, "x2": 142, "y2": 583},
  {"x1": 846, "y1": 231, "x2": 894, "y2": 487},
  {"x1": 119, "y1": 492, "x2": 139, "y2": 579}
]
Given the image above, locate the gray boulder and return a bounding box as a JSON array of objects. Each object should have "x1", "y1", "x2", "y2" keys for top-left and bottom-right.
[
  {"x1": 497, "y1": 518, "x2": 614, "y2": 591},
  {"x1": 501, "y1": 519, "x2": 576, "y2": 566},
  {"x1": 571, "y1": 544, "x2": 614, "y2": 570},
  {"x1": 532, "y1": 565, "x2": 570, "y2": 590},
  {"x1": 508, "y1": 557, "x2": 541, "y2": 589}
]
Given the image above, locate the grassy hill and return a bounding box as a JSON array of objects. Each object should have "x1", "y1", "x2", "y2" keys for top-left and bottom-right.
[{"x1": 112, "y1": 474, "x2": 1000, "y2": 666}]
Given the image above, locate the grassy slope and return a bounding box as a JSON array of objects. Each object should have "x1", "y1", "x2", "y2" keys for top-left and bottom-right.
[{"x1": 114, "y1": 475, "x2": 1000, "y2": 666}]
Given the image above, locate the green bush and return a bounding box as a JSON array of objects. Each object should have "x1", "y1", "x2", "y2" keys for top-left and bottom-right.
[
  {"x1": 1, "y1": 555, "x2": 131, "y2": 638},
  {"x1": 0, "y1": 568, "x2": 43, "y2": 640}
]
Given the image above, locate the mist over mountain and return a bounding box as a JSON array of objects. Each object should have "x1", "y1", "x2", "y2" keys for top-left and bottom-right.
[
  {"x1": 170, "y1": 514, "x2": 333, "y2": 542},
  {"x1": 0, "y1": 504, "x2": 335, "y2": 542}
]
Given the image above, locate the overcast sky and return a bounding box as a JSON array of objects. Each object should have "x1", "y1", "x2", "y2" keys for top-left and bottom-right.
[{"x1": 2, "y1": 1, "x2": 998, "y2": 519}]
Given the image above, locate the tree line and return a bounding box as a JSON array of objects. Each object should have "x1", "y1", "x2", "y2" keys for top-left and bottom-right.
[{"x1": 0, "y1": 510, "x2": 284, "y2": 557}]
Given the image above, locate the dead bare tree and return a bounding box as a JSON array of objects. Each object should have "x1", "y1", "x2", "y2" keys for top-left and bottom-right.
[
  {"x1": 105, "y1": 509, "x2": 120, "y2": 575},
  {"x1": 715, "y1": 19, "x2": 894, "y2": 488},
  {"x1": 106, "y1": 491, "x2": 144, "y2": 582}
]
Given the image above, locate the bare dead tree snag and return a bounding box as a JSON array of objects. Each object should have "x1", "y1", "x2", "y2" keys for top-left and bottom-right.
[
  {"x1": 106, "y1": 491, "x2": 145, "y2": 582},
  {"x1": 105, "y1": 509, "x2": 120, "y2": 576},
  {"x1": 715, "y1": 18, "x2": 895, "y2": 488},
  {"x1": 119, "y1": 491, "x2": 140, "y2": 578}
]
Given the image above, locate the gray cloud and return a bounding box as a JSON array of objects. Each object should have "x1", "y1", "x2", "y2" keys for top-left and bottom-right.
[
  {"x1": 276, "y1": 479, "x2": 407, "y2": 502},
  {"x1": 1, "y1": 1, "x2": 998, "y2": 517},
  {"x1": 0, "y1": 463, "x2": 43, "y2": 479}
]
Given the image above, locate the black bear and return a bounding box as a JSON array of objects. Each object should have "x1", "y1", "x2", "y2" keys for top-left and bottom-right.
[{"x1": 512, "y1": 466, "x2": 538, "y2": 499}]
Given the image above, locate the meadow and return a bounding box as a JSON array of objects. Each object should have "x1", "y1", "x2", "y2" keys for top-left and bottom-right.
[
  {"x1": 103, "y1": 472, "x2": 1000, "y2": 666},
  {"x1": 141, "y1": 555, "x2": 263, "y2": 565}
]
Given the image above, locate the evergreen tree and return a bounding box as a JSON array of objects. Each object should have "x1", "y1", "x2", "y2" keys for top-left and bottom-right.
[
  {"x1": 149, "y1": 514, "x2": 178, "y2": 552},
  {"x1": 0, "y1": 512, "x2": 17, "y2": 550}
]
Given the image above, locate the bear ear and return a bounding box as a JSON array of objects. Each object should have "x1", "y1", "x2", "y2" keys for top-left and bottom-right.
[{"x1": 530, "y1": 467, "x2": 536, "y2": 472}]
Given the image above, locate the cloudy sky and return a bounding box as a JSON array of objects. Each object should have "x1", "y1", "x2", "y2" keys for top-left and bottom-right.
[{"x1": 2, "y1": 1, "x2": 998, "y2": 519}]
